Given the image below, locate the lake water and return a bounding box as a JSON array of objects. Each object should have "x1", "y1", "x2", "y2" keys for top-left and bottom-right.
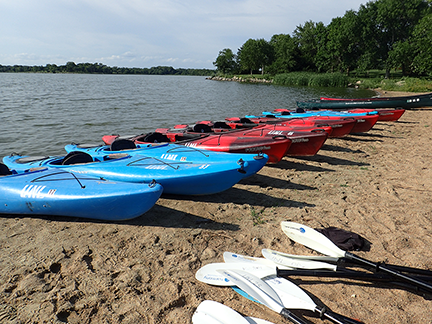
[{"x1": 0, "y1": 73, "x2": 375, "y2": 157}]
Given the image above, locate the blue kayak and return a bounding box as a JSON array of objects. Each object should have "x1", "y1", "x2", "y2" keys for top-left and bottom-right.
[
  {"x1": 0, "y1": 165, "x2": 163, "y2": 220},
  {"x1": 64, "y1": 141, "x2": 268, "y2": 179},
  {"x1": 257, "y1": 109, "x2": 379, "y2": 119},
  {"x1": 3, "y1": 148, "x2": 267, "y2": 195}
]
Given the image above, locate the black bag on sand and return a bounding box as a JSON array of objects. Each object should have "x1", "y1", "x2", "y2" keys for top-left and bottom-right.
[{"x1": 316, "y1": 227, "x2": 365, "y2": 251}]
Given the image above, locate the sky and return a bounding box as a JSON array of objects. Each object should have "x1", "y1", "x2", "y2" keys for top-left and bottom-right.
[{"x1": 0, "y1": 0, "x2": 370, "y2": 69}]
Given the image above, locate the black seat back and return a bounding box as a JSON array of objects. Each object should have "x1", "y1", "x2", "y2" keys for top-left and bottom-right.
[
  {"x1": 62, "y1": 151, "x2": 93, "y2": 165},
  {"x1": 110, "y1": 139, "x2": 137, "y2": 151}
]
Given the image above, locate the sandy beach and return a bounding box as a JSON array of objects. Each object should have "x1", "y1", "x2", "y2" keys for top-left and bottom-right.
[{"x1": 1, "y1": 90, "x2": 432, "y2": 324}]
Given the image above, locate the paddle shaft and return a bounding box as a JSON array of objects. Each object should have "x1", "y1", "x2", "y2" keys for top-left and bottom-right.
[
  {"x1": 346, "y1": 252, "x2": 432, "y2": 294},
  {"x1": 280, "y1": 308, "x2": 309, "y2": 324},
  {"x1": 315, "y1": 306, "x2": 363, "y2": 324},
  {"x1": 337, "y1": 258, "x2": 432, "y2": 277},
  {"x1": 276, "y1": 268, "x2": 432, "y2": 283}
]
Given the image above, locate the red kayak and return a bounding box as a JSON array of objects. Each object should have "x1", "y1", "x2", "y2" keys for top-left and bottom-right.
[
  {"x1": 158, "y1": 123, "x2": 329, "y2": 157},
  {"x1": 225, "y1": 115, "x2": 355, "y2": 138},
  {"x1": 310, "y1": 103, "x2": 405, "y2": 122},
  {"x1": 197, "y1": 120, "x2": 333, "y2": 137},
  {"x1": 340, "y1": 108, "x2": 405, "y2": 122},
  {"x1": 102, "y1": 131, "x2": 292, "y2": 164},
  {"x1": 271, "y1": 108, "x2": 379, "y2": 134}
]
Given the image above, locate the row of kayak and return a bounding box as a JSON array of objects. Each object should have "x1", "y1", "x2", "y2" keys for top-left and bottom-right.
[{"x1": 0, "y1": 105, "x2": 405, "y2": 221}]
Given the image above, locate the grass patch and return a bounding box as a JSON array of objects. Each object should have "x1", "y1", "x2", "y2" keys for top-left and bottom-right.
[
  {"x1": 250, "y1": 206, "x2": 266, "y2": 225},
  {"x1": 273, "y1": 72, "x2": 348, "y2": 87},
  {"x1": 350, "y1": 76, "x2": 432, "y2": 92}
]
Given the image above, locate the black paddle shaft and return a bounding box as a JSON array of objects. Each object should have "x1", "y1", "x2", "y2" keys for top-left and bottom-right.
[
  {"x1": 315, "y1": 306, "x2": 364, "y2": 324},
  {"x1": 276, "y1": 268, "x2": 432, "y2": 283},
  {"x1": 337, "y1": 257, "x2": 432, "y2": 277},
  {"x1": 280, "y1": 308, "x2": 309, "y2": 324},
  {"x1": 346, "y1": 252, "x2": 432, "y2": 294}
]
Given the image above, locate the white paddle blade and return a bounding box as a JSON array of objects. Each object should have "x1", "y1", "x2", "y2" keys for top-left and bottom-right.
[
  {"x1": 223, "y1": 251, "x2": 293, "y2": 270},
  {"x1": 245, "y1": 317, "x2": 276, "y2": 324},
  {"x1": 192, "y1": 311, "x2": 225, "y2": 324},
  {"x1": 217, "y1": 269, "x2": 284, "y2": 313},
  {"x1": 262, "y1": 249, "x2": 337, "y2": 271},
  {"x1": 281, "y1": 221, "x2": 346, "y2": 258},
  {"x1": 197, "y1": 263, "x2": 316, "y2": 313},
  {"x1": 263, "y1": 276, "x2": 316, "y2": 311},
  {"x1": 193, "y1": 300, "x2": 250, "y2": 324},
  {"x1": 196, "y1": 263, "x2": 276, "y2": 286}
]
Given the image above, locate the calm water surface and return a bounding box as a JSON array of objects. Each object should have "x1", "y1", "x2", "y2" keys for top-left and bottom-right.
[{"x1": 0, "y1": 73, "x2": 375, "y2": 156}]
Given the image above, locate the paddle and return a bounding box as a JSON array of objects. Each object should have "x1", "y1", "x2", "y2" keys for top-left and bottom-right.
[
  {"x1": 281, "y1": 221, "x2": 432, "y2": 294},
  {"x1": 223, "y1": 251, "x2": 425, "y2": 285},
  {"x1": 216, "y1": 269, "x2": 308, "y2": 324},
  {"x1": 192, "y1": 300, "x2": 275, "y2": 324},
  {"x1": 262, "y1": 248, "x2": 432, "y2": 284},
  {"x1": 197, "y1": 263, "x2": 363, "y2": 324},
  {"x1": 261, "y1": 248, "x2": 432, "y2": 277}
]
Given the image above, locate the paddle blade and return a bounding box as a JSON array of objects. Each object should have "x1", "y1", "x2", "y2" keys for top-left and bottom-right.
[
  {"x1": 193, "y1": 300, "x2": 250, "y2": 324},
  {"x1": 262, "y1": 249, "x2": 337, "y2": 271},
  {"x1": 192, "y1": 311, "x2": 226, "y2": 324},
  {"x1": 281, "y1": 221, "x2": 346, "y2": 258},
  {"x1": 196, "y1": 263, "x2": 276, "y2": 286},
  {"x1": 217, "y1": 269, "x2": 284, "y2": 313},
  {"x1": 223, "y1": 251, "x2": 293, "y2": 270}
]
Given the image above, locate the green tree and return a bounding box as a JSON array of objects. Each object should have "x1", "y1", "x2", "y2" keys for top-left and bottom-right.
[
  {"x1": 319, "y1": 11, "x2": 362, "y2": 75},
  {"x1": 292, "y1": 21, "x2": 326, "y2": 71},
  {"x1": 411, "y1": 13, "x2": 432, "y2": 74},
  {"x1": 268, "y1": 34, "x2": 298, "y2": 74},
  {"x1": 237, "y1": 38, "x2": 274, "y2": 75},
  {"x1": 375, "y1": 0, "x2": 428, "y2": 77},
  {"x1": 213, "y1": 48, "x2": 237, "y2": 74},
  {"x1": 390, "y1": 12, "x2": 432, "y2": 75}
]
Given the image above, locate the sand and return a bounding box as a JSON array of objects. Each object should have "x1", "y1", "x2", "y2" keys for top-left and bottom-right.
[{"x1": 1, "y1": 90, "x2": 432, "y2": 324}]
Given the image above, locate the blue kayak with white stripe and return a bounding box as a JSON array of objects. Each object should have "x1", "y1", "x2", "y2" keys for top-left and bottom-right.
[
  {"x1": 0, "y1": 166, "x2": 163, "y2": 220},
  {"x1": 3, "y1": 147, "x2": 267, "y2": 195},
  {"x1": 63, "y1": 141, "x2": 268, "y2": 179}
]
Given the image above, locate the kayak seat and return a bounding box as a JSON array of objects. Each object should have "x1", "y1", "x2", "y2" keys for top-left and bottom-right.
[
  {"x1": 62, "y1": 151, "x2": 93, "y2": 165},
  {"x1": 141, "y1": 132, "x2": 170, "y2": 143},
  {"x1": 0, "y1": 163, "x2": 12, "y2": 176},
  {"x1": 212, "y1": 122, "x2": 231, "y2": 129},
  {"x1": 295, "y1": 108, "x2": 305, "y2": 113},
  {"x1": 240, "y1": 117, "x2": 254, "y2": 124},
  {"x1": 110, "y1": 139, "x2": 137, "y2": 151},
  {"x1": 192, "y1": 124, "x2": 212, "y2": 133}
]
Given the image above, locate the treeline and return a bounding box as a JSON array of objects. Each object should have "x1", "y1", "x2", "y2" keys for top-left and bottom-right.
[
  {"x1": 0, "y1": 62, "x2": 215, "y2": 76},
  {"x1": 214, "y1": 0, "x2": 432, "y2": 78}
]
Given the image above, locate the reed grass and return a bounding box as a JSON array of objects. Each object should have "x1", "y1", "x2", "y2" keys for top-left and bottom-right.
[{"x1": 273, "y1": 72, "x2": 348, "y2": 87}]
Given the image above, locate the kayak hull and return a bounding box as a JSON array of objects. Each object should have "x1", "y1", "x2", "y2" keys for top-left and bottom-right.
[
  {"x1": 0, "y1": 168, "x2": 162, "y2": 220},
  {"x1": 3, "y1": 151, "x2": 267, "y2": 196}
]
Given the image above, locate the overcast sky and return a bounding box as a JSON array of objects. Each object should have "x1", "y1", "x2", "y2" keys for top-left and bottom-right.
[{"x1": 1, "y1": 0, "x2": 370, "y2": 69}]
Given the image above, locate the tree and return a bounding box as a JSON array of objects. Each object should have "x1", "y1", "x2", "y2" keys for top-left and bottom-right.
[
  {"x1": 268, "y1": 34, "x2": 299, "y2": 74},
  {"x1": 375, "y1": 0, "x2": 428, "y2": 77},
  {"x1": 213, "y1": 48, "x2": 237, "y2": 74},
  {"x1": 292, "y1": 21, "x2": 326, "y2": 71},
  {"x1": 411, "y1": 13, "x2": 432, "y2": 74},
  {"x1": 390, "y1": 12, "x2": 432, "y2": 75},
  {"x1": 237, "y1": 38, "x2": 274, "y2": 75},
  {"x1": 319, "y1": 11, "x2": 362, "y2": 75}
]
